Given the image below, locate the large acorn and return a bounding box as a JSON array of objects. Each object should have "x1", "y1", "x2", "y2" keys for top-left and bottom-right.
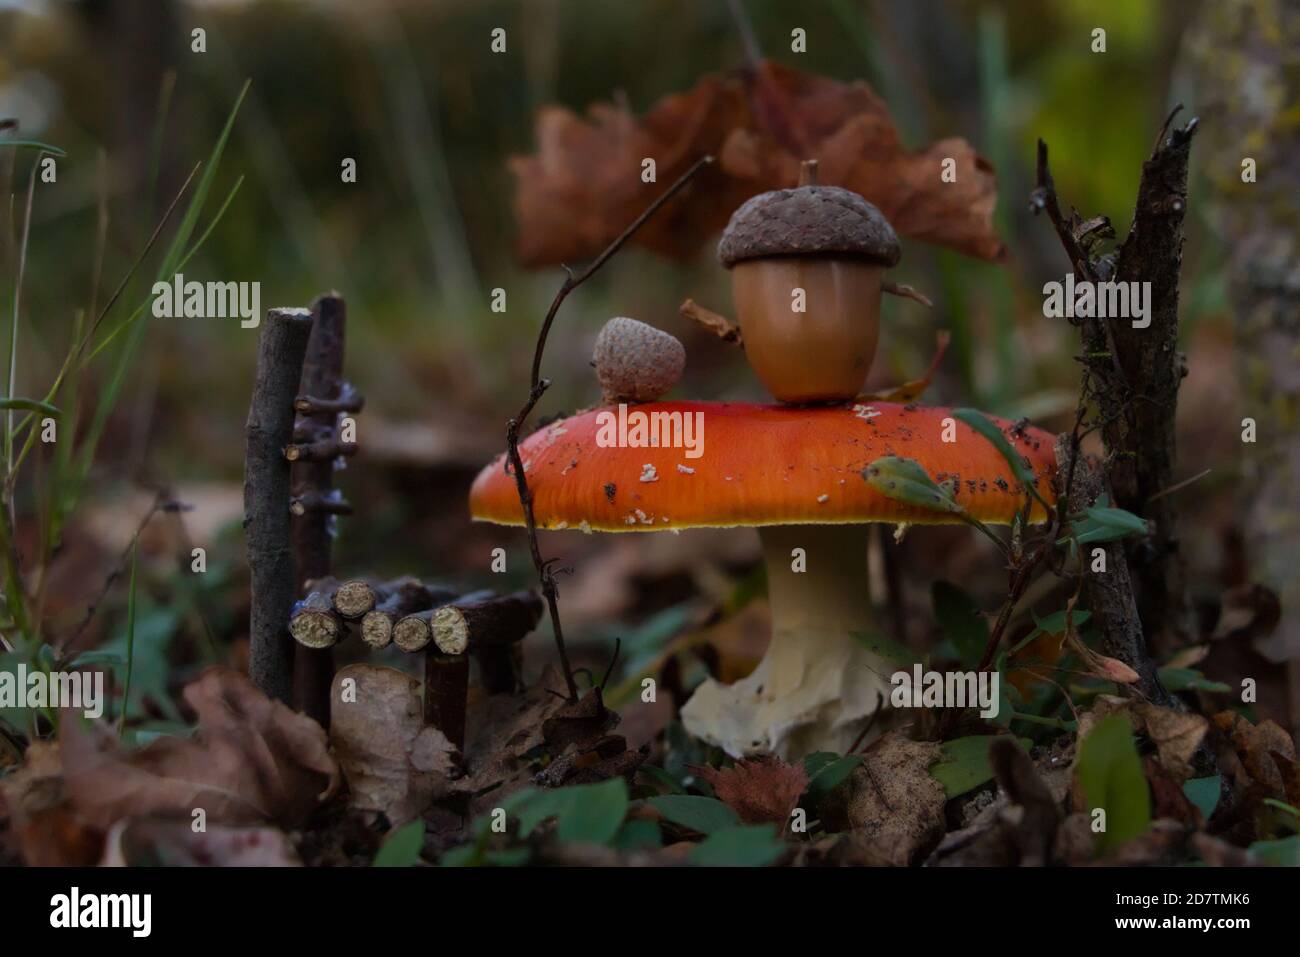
[{"x1": 718, "y1": 160, "x2": 901, "y2": 404}]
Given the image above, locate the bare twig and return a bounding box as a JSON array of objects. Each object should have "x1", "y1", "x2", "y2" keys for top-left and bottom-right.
[
  {"x1": 505, "y1": 155, "x2": 714, "y2": 701},
  {"x1": 245, "y1": 308, "x2": 313, "y2": 703}
]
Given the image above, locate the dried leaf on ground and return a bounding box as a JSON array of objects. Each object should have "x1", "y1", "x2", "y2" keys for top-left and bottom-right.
[
  {"x1": 693, "y1": 755, "x2": 809, "y2": 826},
  {"x1": 1213, "y1": 710, "x2": 1296, "y2": 797},
  {"x1": 329, "y1": 664, "x2": 457, "y2": 826},
  {"x1": 457, "y1": 665, "x2": 571, "y2": 814},
  {"x1": 821, "y1": 732, "x2": 945, "y2": 866},
  {"x1": 61, "y1": 668, "x2": 338, "y2": 831},
  {"x1": 1078, "y1": 695, "x2": 1208, "y2": 783},
  {"x1": 101, "y1": 818, "x2": 301, "y2": 866},
  {"x1": 513, "y1": 61, "x2": 1004, "y2": 267},
  {"x1": 0, "y1": 742, "x2": 100, "y2": 866}
]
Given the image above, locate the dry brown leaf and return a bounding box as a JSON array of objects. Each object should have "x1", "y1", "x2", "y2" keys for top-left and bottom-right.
[
  {"x1": 329, "y1": 664, "x2": 456, "y2": 826},
  {"x1": 459, "y1": 664, "x2": 572, "y2": 816},
  {"x1": 1077, "y1": 696, "x2": 1207, "y2": 783},
  {"x1": 1134, "y1": 703, "x2": 1207, "y2": 782},
  {"x1": 0, "y1": 743, "x2": 101, "y2": 866},
  {"x1": 512, "y1": 60, "x2": 1004, "y2": 267},
  {"x1": 61, "y1": 668, "x2": 338, "y2": 831},
  {"x1": 821, "y1": 732, "x2": 945, "y2": 866},
  {"x1": 511, "y1": 77, "x2": 749, "y2": 265},
  {"x1": 101, "y1": 818, "x2": 301, "y2": 867},
  {"x1": 679, "y1": 298, "x2": 742, "y2": 344},
  {"x1": 1213, "y1": 711, "x2": 1297, "y2": 797},
  {"x1": 721, "y1": 63, "x2": 1004, "y2": 261},
  {"x1": 693, "y1": 754, "x2": 809, "y2": 826}
]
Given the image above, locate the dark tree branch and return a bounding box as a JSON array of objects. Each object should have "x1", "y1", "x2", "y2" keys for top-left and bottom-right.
[
  {"x1": 291, "y1": 293, "x2": 348, "y2": 725},
  {"x1": 1054, "y1": 437, "x2": 1175, "y2": 707},
  {"x1": 1032, "y1": 117, "x2": 1198, "y2": 651},
  {"x1": 505, "y1": 155, "x2": 715, "y2": 701},
  {"x1": 245, "y1": 307, "x2": 313, "y2": 704}
]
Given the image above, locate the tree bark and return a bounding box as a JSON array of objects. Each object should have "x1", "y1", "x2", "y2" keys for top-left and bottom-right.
[
  {"x1": 244, "y1": 307, "x2": 313, "y2": 704},
  {"x1": 1105, "y1": 114, "x2": 1198, "y2": 652},
  {"x1": 1055, "y1": 438, "x2": 1175, "y2": 707},
  {"x1": 292, "y1": 293, "x2": 347, "y2": 724}
]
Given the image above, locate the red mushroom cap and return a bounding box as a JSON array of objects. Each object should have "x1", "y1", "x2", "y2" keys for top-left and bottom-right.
[{"x1": 469, "y1": 401, "x2": 1057, "y2": 532}]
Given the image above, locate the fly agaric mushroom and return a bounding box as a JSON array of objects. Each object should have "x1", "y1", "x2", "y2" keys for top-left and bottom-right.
[
  {"x1": 469, "y1": 400, "x2": 1057, "y2": 758},
  {"x1": 718, "y1": 161, "x2": 902, "y2": 404}
]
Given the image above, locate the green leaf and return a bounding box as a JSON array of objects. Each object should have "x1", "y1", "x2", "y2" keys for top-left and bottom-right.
[
  {"x1": 372, "y1": 820, "x2": 425, "y2": 867},
  {"x1": 689, "y1": 824, "x2": 786, "y2": 867},
  {"x1": 951, "y1": 408, "x2": 1044, "y2": 505},
  {"x1": 929, "y1": 735, "x2": 1031, "y2": 799},
  {"x1": 803, "y1": 752, "x2": 862, "y2": 798},
  {"x1": 612, "y1": 818, "x2": 663, "y2": 851},
  {"x1": 503, "y1": 781, "x2": 630, "y2": 845},
  {"x1": 647, "y1": 794, "x2": 740, "y2": 835},
  {"x1": 1075, "y1": 714, "x2": 1151, "y2": 853},
  {"x1": 1158, "y1": 666, "x2": 1231, "y2": 694},
  {"x1": 932, "y1": 581, "x2": 989, "y2": 668},
  {"x1": 555, "y1": 778, "x2": 629, "y2": 845},
  {"x1": 862, "y1": 456, "x2": 962, "y2": 514},
  {"x1": 481, "y1": 847, "x2": 531, "y2": 867},
  {"x1": 1182, "y1": 776, "x2": 1221, "y2": 821},
  {"x1": 438, "y1": 843, "x2": 481, "y2": 867},
  {"x1": 1059, "y1": 506, "x2": 1150, "y2": 547},
  {"x1": 1248, "y1": 835, "x2": 1300, "y2": 866}
]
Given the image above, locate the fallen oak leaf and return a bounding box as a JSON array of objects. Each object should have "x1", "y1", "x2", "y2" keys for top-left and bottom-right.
[
  {"x1": 719, "y1": 62, "x2": 1006, "y2": 262},
  {"x1": 691, "y1": 754, "x2": 809, "y2": 827},
  {"x1": 60, "y1": 668, "x2": 338, "y2": 831},
  {"x1": 329, "y1": 664, "x2": 457, "y2": 826},
  {"x1": 511, "y1": 78, "x2": 750, "y2": 265},
  {"x1": 1213, "y1": 711, "x2": 1296, "y2": 797},
  {"x1": 820, "y1": 732, "x2": 945, "y2": 866},
  {"x1": 512, "y1": 60, "x2": 1005, "y2": 267}
]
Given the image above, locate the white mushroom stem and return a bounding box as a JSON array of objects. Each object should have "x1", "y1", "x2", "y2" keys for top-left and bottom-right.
[{"x1": 681, "y1": 524, "x2": 894, "y2": 759}]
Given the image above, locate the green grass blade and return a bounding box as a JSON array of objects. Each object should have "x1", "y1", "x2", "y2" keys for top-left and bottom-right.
[{"x1": 117, "y1": 542, "x2": 138, "y2": 736}]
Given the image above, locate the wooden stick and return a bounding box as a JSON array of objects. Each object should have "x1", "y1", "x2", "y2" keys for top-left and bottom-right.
[
  {"x1": 393, "y1": 609, "x2": 435, "y2": 652},
  {"x1": 436, "y1": 590, "x2": 544, "y2": 693},
  {"x1": 283, "y1": 438, "x2": 357, "y2": 462},
  {"x1": 288, "y1": 591, "x2": 344, "y2": 649},
  {"x1": 289, "y1": 492, "x2": 353, "y2": 517},
  {"x1": 1054, "y1": 437, "x2": 1174, "y2": 707},
  {"x1": 292, "y1": 293, "x2": 347, "y2": 724},
  {"x1": 294, "y1": 387, "x2": 363, "y2": 415},
  {"x1": 359, "y1": 579, "x2": 458, "y2": 649},
  {"x1": 424, "y1": 653, "x2": 469, "y2": 752},
  {"x1": 245, "y1": 307, "x2": 313, "y2": 704},
  {"x1": 332, "y1": 579, "x2": 377, "y2": 619}
]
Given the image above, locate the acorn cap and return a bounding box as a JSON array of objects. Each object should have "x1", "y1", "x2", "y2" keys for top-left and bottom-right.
[
  {"x1": 717, "y1": 167, "x2": 901, "y2": 268},
  {"x1": 469, "y1": 401, "x2": 1056, "y2": 532}
]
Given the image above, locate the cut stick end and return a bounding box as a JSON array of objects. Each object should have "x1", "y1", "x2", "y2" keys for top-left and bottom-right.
[
  {"x1": 432, "y1": 606, "x2": 470, "y2": 655},
  {"x1": 289, "y1": 612, "x2": 341, "y2": 649}
]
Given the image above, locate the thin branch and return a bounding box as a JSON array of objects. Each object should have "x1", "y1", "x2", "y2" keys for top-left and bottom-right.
[{"x1": 505, "y1": 155, "x2": 714, "y2": 701}]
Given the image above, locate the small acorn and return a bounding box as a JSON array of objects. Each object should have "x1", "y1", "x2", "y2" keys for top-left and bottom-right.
[
  {"x1": 592, "y1": 317, "x2": 685, "y2": 404},
  {"x1": 718, "y1": 160, "x2": 901, "y2": 404}
]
